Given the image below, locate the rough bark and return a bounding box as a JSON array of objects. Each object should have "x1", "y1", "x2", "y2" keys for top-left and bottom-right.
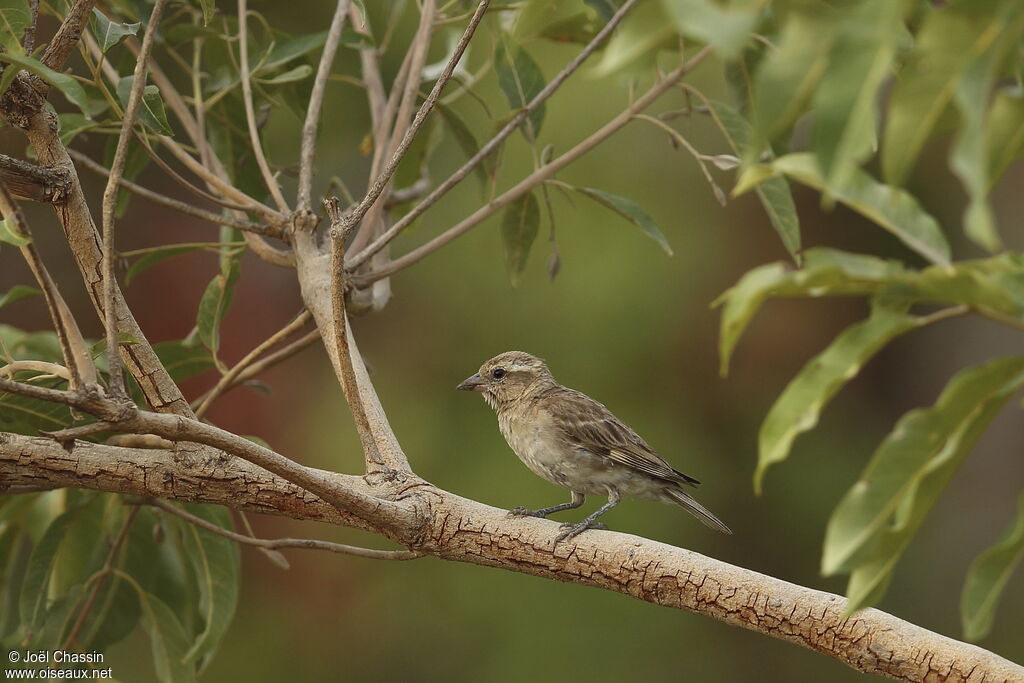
[{"x1": 1, "y1": 432, "x2": 1020, "y2": 682}]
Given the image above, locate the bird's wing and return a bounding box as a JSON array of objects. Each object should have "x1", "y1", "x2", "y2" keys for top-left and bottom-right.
[{"x1": 546, "y1": 388, "x2": 699, "y2": 486}]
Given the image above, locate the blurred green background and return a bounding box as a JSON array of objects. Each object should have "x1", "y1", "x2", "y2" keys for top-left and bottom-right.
[{"x1": 2, "y1": 2, "x2": 1023, "y2": 680}]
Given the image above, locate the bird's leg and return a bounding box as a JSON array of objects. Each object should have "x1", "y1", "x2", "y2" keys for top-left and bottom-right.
[
  {"x1": 554, "y1": 491, "x2": 621, "y2": 545},
  {"x1": 509, "y1": 491, "x2": 585, "y2": 519}
]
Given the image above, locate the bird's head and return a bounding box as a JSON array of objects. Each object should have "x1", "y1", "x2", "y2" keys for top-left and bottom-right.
[{"x1": 456, "y1": 351, "x2": 553, "y2": 409}]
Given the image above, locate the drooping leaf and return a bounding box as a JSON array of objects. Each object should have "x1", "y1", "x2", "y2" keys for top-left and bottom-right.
[
  {"x1": 961, "y1": 493, "x2": 1024, "y2": 641},
  {"x1": 812, "y1": 0, "x2": 903, "y2": 189},
  {"x1": 572, "y1": 186, "x2": 673, "y2": 255},
  {"x1": 91, "y1": 8, "x2": 140, "y2": 53},
  {"x1": 501, "y1": 192, "x2": 540, "y2": 286},
  {"x1": 0, "y1": 0, "x2": 29, "y2": 54},
  {"x1": 122, "y1": 575, "x2": 197, "y2": 683},
  {"x1": 748, "y1": 7, "x2": 834, "y2": 157},
  {"x1": 756, "y1": 299, "x2": 919, "y2": 493},
  {"x1": 659, "y1": 0, "x2": 758, "y2": 60},
  {"x1": 0, "y1": 285, "x2": 38, "y2": 308},
  {"x1": 495, "y1": 37, "x2": 546, "y2": 140},
  {"x1": 263, "y1": 31, "x2": 328, "y2": 71},
  {"x1": 436, "y1": 103, "x2": 488, "y2": 189},
  {"x1": 116, "y1": 77, "x2": 174, "y2": 137},
  {"x1": 0, "y1": 53, "x2": 91, "y2": 114},
  {"x1": 20, "y1": 508, "x2": 81, "y2": 634},
  {"x1": 739, "y1": 153, "x2": 950, "y2": 267},
  {"x1": 948, "y1": 3, "x2": 1024, "y2": 252},
  {"x1": 986, "y1": 88, "x2": 1024, "y2": 183},
  {"x1": 822, "y1": 357, "x2": 1024, "y2": 615},
  {"x1": 882, "y1": 1, "x2": 1016, "y2": 185},
  {"x1": 714, "y1": 248, "x2": 1024, "y2": 375},
  {"x1": 176, "y1": 504, "x2": 239, "y2": 666},
  {"x1": 707, "y1": 101, "x2": 800, "y2": 261},
  {"x1": 196, "y1": 256, "x2": 240, "y2": 354}
]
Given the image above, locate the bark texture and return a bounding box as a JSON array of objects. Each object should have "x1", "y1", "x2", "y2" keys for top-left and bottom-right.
[{"x1": 1, "y1": 433, "x2": 1020, "y2": 682}]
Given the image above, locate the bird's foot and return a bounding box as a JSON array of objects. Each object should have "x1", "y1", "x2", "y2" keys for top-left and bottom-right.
[
  {"x1": 553, "y1": 520, "x2": 607, "y2": 545},
  {"x1": 508, "y1": 506, "x2": 545, "y2": 518}
]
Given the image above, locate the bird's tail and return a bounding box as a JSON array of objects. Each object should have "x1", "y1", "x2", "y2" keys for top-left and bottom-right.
[{"x1": 663, "y1": 486, "x2": 732, "y2": 535}]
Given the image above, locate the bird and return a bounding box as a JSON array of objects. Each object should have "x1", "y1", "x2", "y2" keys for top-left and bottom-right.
[{"x1": 456, "y1": 351, "x2": 732, "y2": 544}]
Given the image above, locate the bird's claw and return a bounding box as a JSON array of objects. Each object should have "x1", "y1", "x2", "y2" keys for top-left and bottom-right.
[
  {"x1": 553, "y1": 520, "x2": 607, "y2": 545},
  {"x1": 508, "y1": 506, "x2": 541, "y2": 518}
]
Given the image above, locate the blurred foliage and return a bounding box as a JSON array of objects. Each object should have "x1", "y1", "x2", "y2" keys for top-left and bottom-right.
[{"x1": 0, "y1": 0, "x2": 1022, "y2": 680}]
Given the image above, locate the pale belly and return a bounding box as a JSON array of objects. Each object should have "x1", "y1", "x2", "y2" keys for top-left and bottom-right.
[{"x1": 497, "y1": 414, "x2": 664, "y2": 499}]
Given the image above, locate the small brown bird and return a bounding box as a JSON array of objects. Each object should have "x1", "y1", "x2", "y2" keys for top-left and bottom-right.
[{"x1": 457, "y1": 351, "x2": 731, "y2": 544}]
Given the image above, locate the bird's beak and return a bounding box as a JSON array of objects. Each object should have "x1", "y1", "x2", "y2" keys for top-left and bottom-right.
[{"x1": 456, "y1": 373, "x2": 486, "y2": 392}]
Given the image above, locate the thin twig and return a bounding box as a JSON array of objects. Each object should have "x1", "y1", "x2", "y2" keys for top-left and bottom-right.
[
  {"x1": 99, "y1": 0, "x2": 169, "y2": 397},
  {"x1": 70, "y1": 149, "x2": 282, "y2": 237},
  {"x1": 345, "y1": 0, "x2": 639, "y2": 269},
  {"x1": 0, "y1": 361, "x2": 72, "y2": 382},
  {"x1": 0, "y1": 183, "x2": 96, "y2": 387},
  {"x1": 22, "y1": 0, "x2": 39, "y2": 54},
  {"x1": 358, "y1": 48, "x2": 713, "y2": 283},
  {"x1": 194, "y1": 310, "x2": 313, "y2": 418},
  {"x1": 342, "y1": 0, "x2": 486, "y2": 240},
  {"x1": 238, "y1": 0, "x2": 289, "y2": 213},
  {"x1": 137, "y1": 497, "x2": 422, "y2": 560},
  {"x1": 633, "y1": 113, "x2": 725, "y2": 205},
  {"x1": 297, "y1": 0, "x2": 350, "y2": 212}
]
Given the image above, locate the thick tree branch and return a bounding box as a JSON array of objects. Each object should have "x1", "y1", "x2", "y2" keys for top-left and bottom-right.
[
  {"x1": 41, "y1": 0, "x2": 98, "y2": 71},
  {"x1": 1, "y1": 431, "x2": 1019, "y2": 682}
]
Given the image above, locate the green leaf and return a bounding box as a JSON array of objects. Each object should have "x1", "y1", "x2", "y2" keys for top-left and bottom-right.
[
  {"x1": 57, "y1": 113, "x2": 99, "y2": 146},
  {"x1": 91, "y1": 8, "x2": 140, "y2": 53},
  {"x1": 0, "y1": 284, "x2": 39, "y2": 308},
  {"x1": 103, "y1": 135, "x2": 151, "y2": 217},
  {"x1": 116, "y1": 77, "x2": 174, "y2": 137},
  {"x1": 961, "y1": 493, "x2": 1024, "y2": 641},
  {"x1": 0, "y1": 53, "x2": 91, "y2": 114},
  {"x1": 0, "y1": 0, "x2": 29, "y2": 54},
  {"x1": 495, "y1": 38, "x2": 546, "y2": 141},
  {"x1": 811, "y1": 0, "x2": 903, "y2": 189},
  {"x1": 196, "y1": 257, "x2": 240, "y2": 354},
  {"x1": 948, "y1": 3, "x2": 1024, "y2": 252},
  {"x1": 501, "y1": 192, "x2": 540, "y2": 286},
  {"x1": 0, "y1": 377, "x2": 72, "y2": 434},
  {"x1": 264, "y1": 31, "x2": 328, "y2": 71},
  {"x1": 659, "y1": 0, "x2": 757, "y2": 60},
  {"x1": 125, "y1": 578, "x2": 197, "y2": 683},
  {"x1": 176, "y1": 504, "x2": 239, "y2": 666},
  {"x1": 707, "y1": 101, "x2": 800, "y2": 261},
  {"x1": 591, "y1": 1, "x2": 674, "y2": 77},
  {"x1": 0, "y1": 214, "x2": 29, "y2": 246},
  {"x1": 572, "y1": 186, "x2": 673, "y2": 255},
  {"x1": 153, "y1": 341, "x2": 216, "y2": 382},
  {"x1": 125, "y1": 244, "x2": 219, "y2": 285},
  {"x1": 20, "y1": 508, "x2": 80, "y2": 634},
  {"x1": 822, "y1": 357, "x2": 1024, "y2": 614},
  {"x1": 749, "y1": 7, "x2": 834, "y2": 156},
  {"x1": 882, "y1": 2, "x2": 1015, "y2": 185},
  {"x1": 256, "y1": 64, "x2": 313, "y2": 85},
  {"x1": 339, "y1": 25, "x2": 374, "y2": 49},
  {"x1": 756, "y1": 299, "x2": 919, "y2": 493},
  {"x1": 740, "y1": 153, "x2": 950, "y2": 267},
  {"x1": 986, "y1": 88, "x2": 1024, "y2": 183},
  {"x1": 198, "y1": 0, "x2": 215, "y2": 27},
  {"x1": 436, "y1": 103, "x2": 487, "y2": 189}
]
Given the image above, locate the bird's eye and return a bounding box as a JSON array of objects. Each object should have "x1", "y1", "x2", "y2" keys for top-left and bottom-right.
[{"x1": 492, "y1": 367, "x2": 506, "y2": 380}]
